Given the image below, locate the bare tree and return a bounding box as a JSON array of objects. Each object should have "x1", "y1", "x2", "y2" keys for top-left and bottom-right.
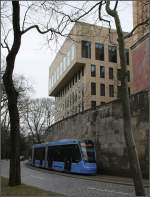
[
  {"x1": 0, "y1": 1, "x2": 73, "y2": 186},
  {"x1": 23, "y1": 98, "x2": 55, "y2": 143},
  {"x1": 1, "y1": 69, "x2": 33, "y2": 158},
  {"x1": 1, "y1": 0, "x2": 149, "y2": 189},
  {"x1": 95, "y1": 0, "x2": 148, "y2": 195},
  {"x1": 1, "y1": 1, "x2": 102, "y2": 185},
  {"x1": 1, "y1": 67, "x2": 33, "y2": 132}
]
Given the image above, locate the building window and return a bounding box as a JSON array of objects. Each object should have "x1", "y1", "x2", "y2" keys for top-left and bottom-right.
[
  {"x1": 81, "y1": 67, "x2": 84, "y2": 76},
  {"x1": 72, "y1": 77, "x2": 74, "y2": 86},
  {"x1": 57, "y1": 67, "x2": 59, "y2": 79},
  {"x1": 75, "y1": 74, "x2": 77, "y2": 83},
  {"x1": 67, "y1": 51, "x2": 70, "y2": 67},
  {"x1": 81, "y1": 40, "x2": 91, "y2": 58},
  {"x1": 63, "y1": 56, "x2": 67, "y2": 71},
  {"x1": 71, "y1": 45, "x2": 75, "y2": 61},
  {"x1": 127, "y1": 70, "x2": 130, "y2": 82},
  {"x1": 117, "y1": 86, "x2": 122, "y2": 98},
  {"x1": 95, "y1": 43, "x2": 104, "y2": 61},
  {"x1": 62, "y1": 61, "x2": 65, "y2": 73},
  {"x1": 117, "y1": 69, "x2": 121, "y2": 81},
  {"x1": 91, "y1": 101, "x2": 96, "y2": 109},
  {"x1": 72, "y1": 92, "x2": 74, "y2": 104},
  {"x1": 128, "y1": 87, "x2": 131, "y2": 95},
  {"x1": 54, "y1": 72, "x2": 56, "y2": 83},
  {"x1": 60, "y1": 62, "x2": 63, "y2": 75},
  {"x1": 100, "y1": 84, "x2": 105, "y2": 96},
  {"x1": 100, "y1": 66, "x2": 105, "y2": 78},
  {"x1": 75, "y1": 93, "x2": 77, "y2": 102},
  {"x1": 109, "y1": 85, "x2": 114, "y2": 97},
  {"x1": 91, "y1": 64, "x2": 96, "y2": 77},
  {"x1": 108, "y1": 45, "x2": 117, "y2": 63},
  {"x1": 109, "y1": 67, "x2": 113, "y2": 80},
  {"x1": 125, "y1": 48, "x2": 129, "y2": 65},
  {"x1": 91, "y1": 82, "x2": 96, "y2": 95},
  {"x1": 78, "y1": 70, "x2": 80, "y2": 80}
]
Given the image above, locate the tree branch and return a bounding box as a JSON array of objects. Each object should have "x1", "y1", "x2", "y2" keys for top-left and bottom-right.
[
  {"x1": 98, "y1": 0, "x2": 114, "y2": 44},
  {"x1": 21, "y1": 2, "x2": 100, "y2": 36},
  {"x1": 124, "y1": 18, "x2": 149, "y2": 39},
  {"x1": 21, "y1": 24, "x2": 67, "y2": 36},
  {"x1": 114, "y1": 0, "x2": 119, "y2": 11},
  {"x1": 99, "y1": 0, "x2": 110, "y2": 25},
  {"x1": 22, "y1": 3, "x2": 34, "y2": 31},
  {"x1": 1, "y1": 29, "x2": 11, "y2": 53},
  {"x1": 1, "y1": 43, "x2": 10, "y2": 53}
]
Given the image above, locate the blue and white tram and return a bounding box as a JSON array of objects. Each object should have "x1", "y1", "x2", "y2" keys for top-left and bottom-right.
[{"x1": 31, "y1": 139, "x2": 97, "y2": 174}]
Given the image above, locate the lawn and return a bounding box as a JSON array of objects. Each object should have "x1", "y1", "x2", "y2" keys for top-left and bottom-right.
[{"x1": 1, "y1": 176, "x2": 63, "y2": 196}]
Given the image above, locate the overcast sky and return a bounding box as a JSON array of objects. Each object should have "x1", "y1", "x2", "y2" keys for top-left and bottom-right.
[{"x1": 2, "y1": 1, "x2": 133, "y2": 98}]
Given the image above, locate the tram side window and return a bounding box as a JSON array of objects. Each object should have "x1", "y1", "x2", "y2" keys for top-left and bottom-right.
[
  {"x1": 34, "y1": 147, "x2": 45, "y2": 160},
  {"x1": 48, "y1": 145, "x2": 64, "y2": 162},
  {"x1": 48, "y1": 146, "x2": 64, "y2": 162},
  {"x1": 47, "y1": 144, "x2": 81, "y2": 163},
  {"x1": 47, "y1": 146, "x2": 54, "y2": 161},
  {"x1": 62, "y1": 145, "x2": 81, "y2": 163},
  {"x1": 64, "y1": 146, "x2": 73, "y2": 161},
  {"x1": 54, "y1": 146, "x2": 63, "y2": 161},
  {"x1": 71, "y1": 145, "x2": 81, "y2": 162}
]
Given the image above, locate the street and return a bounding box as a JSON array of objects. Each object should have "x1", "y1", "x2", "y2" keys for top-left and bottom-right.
[{"x1": 1, "y1": 160, "x2": 149, "y2": 197}]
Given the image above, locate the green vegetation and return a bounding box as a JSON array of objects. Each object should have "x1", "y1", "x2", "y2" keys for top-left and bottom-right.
[{"x1": 1, "y1": 177, "x2": 63, "y2": 196}]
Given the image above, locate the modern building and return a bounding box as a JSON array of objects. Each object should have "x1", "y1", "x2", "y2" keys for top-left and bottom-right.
[
  {"x1": 131, "y1": 0, "x2": 150, "y2": 93},
  {"x1": 48, "y1": 22, "x2": 133, "y2": 122}
]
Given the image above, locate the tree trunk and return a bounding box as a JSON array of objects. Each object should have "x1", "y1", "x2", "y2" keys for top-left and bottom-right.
[
  {"x1": 3, "y1": 1, "x2": 21, "y2": 186},
  {"x1": 105, "y1": 1, "x2": 145, "y2": 196}
]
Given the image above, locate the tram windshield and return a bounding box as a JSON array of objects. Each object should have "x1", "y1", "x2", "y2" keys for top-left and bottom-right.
[{"x1": 80, "y1": 140, "x2": 96, "y2": 163}]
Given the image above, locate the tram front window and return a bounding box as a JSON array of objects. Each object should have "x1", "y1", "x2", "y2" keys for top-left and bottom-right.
[{"x1": 80, "y1": 141, "x2": 96, "y2": 163}]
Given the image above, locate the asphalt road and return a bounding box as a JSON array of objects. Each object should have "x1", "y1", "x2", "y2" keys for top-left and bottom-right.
[{"x1": 1, "y1": 160, "x2": 149, "y2": 197}]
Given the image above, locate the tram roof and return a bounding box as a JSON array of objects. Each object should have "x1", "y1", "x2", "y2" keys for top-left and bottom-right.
[
  {"x1": 48, "y1": 139, "x2": 80, "y2": 146},
  {"x1": 32, "y1": 139, "x2": 80, "y2": 148},
  {"x1": 32, "y1": 143, "x2": 47, "y2": 148}
]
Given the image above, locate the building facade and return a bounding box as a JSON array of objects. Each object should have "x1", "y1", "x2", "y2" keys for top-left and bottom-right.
[
  {"x1": 49, "y1": 22, "x2": 132, "y2": 122},
  {"x1": 132, "y1": 0, "x2": 149, "y2": 41},
  {"x1": 132, "y1": 0, "x2": 150, "y2": 93}
]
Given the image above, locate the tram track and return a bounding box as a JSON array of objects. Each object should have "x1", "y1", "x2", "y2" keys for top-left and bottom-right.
[{"x1": 24, "y1": 161, "x2": 149, "y2": 188}]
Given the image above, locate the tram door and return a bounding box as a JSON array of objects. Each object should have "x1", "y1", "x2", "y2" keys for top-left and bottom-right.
[
  {"x1": 64, "y1": 145, "x2": 72, "y2": 171},
  {"x1": 47, "y1": 147, "x2": 53, "y2": 168},
  {"x1": 64, "y1": 159, "x2": 71, "y2": 171}
]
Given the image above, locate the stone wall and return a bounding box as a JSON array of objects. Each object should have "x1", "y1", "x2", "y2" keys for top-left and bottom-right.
[{"x1": 47, "y1": 90, "x2": 149, "y2": 177}]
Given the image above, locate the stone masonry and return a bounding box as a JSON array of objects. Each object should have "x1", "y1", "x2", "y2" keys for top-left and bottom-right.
[{"x1": 47, "y1": 90, "x2": 149, "y2": 178}]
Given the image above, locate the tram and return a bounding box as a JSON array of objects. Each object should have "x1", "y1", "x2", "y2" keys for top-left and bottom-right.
[{"x1": 31, "y1": 139, "x2": 97, "y2": 174}]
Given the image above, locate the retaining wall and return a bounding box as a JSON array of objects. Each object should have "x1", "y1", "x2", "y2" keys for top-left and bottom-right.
[{"x1": 47, "y1": 90, "x2": 149, "y2": 177}]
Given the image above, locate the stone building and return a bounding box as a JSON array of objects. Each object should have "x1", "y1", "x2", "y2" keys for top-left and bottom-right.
[
  {"x1": 132, "y1": 0, "x2": 149, "y2": 41},
  {"x1": 132, "y1": 0, "x2": 150, "y2": 93},
  {"x1": 48, "y1": 22, "x2": 132, "y2": 122}
]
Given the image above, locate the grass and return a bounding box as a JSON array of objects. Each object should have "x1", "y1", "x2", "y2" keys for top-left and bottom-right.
[{"x1": 1, "y1": 176, "x2": 63, "y2": 196}]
